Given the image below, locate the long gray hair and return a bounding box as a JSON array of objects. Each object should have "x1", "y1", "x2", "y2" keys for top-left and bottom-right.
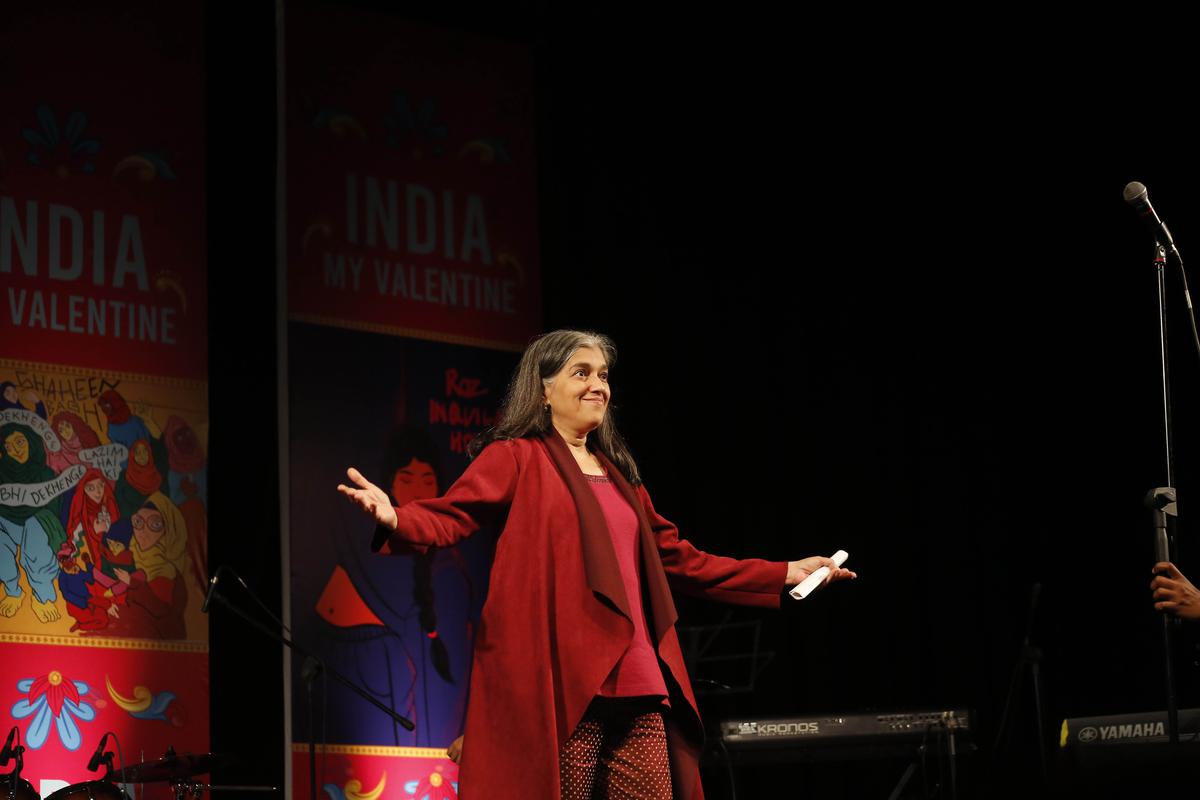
[{"x1": 469, "y1": 329, "x2": 641, "y2": 485}]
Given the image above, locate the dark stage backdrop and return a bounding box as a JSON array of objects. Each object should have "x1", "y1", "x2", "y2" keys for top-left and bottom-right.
[
  {"x1": 197, "y1": 8, "x2": 1200, "y2": 799},
  {"x1": 1, "y1": 3, "x2": 210, "y2": 795},
  {"x1": 530, "y1": 26, "x2": 1200, "y2": 797}
]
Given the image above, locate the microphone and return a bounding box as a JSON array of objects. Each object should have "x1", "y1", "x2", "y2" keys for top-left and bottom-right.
[
  {"x1": 86, "y1": 732, "x2": 110, "y2": 772},
  {"x1": 0, "y1": 725, "x2": 17, "y2": 767},
  {"x1": 1124, "y1": 181, "x2": 1178, "y2": 254},
  {"x1": 201, "y1": 566, "x2": 222, "y2": 614}
]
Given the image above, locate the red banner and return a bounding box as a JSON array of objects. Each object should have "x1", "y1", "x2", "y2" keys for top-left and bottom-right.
[
  {"x1": 286, "y1": 8, "x2": 541, "y2": 350},
  {"x1": 0, "y1": 5, "x2": 207, "y2": 381},
  {"x1": 285, "y1": 7, "x2": 539, "y2": 795},
  {"x1": 0, "y1": 4, "x2": 209, "y2": 794}
]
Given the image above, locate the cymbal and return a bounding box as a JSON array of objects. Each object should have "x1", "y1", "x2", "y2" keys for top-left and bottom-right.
[{"x1": 115, "y1": 752, "x2": 233, "y2": 783}]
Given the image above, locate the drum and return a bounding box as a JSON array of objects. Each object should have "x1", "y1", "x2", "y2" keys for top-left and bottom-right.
[
  {"x1": 44, "y1": 782, "x2": 126, "y2": 800},
  {"x1": 0, "y1": 772, "x2": 40, "y2": 800}
]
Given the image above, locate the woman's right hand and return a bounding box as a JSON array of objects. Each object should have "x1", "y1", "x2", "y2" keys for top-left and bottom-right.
[
  {"x1": 447, "y1": 735, "x2": 464, "y2": 764},
  {"x1": 337, "y1": 467, "x2": 399, "y2": 530}
]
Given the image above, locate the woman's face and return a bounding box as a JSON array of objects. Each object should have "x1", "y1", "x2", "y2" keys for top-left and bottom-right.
[
  {"x1": 132, "y1": 508, "x2": 166, "y2": 550},
  {"x1": 132, "y1": 441, "x2": 150, "y2": 466},
  {"x1": 84, "y1": 478, "x2": 106, "y2": 504},
  {"x1": 543, "y1": 346, "x2": 610, "y2": 437},
  {"x1": 3, "y1": 386, "x2": 18, "y2": 404},
  {"x1": 390, "y1": 458, "x2": 438, "y2": 507},
  {"x1": 57, "y1": 420, "x2": 76, "y2": 440},
  {"x1": 4, "y1": 432, "x2": 30, "y2": 464}
]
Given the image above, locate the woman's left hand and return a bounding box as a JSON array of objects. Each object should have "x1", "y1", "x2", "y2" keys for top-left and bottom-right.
[{"x1": 786, "y1": 556, "x2": 857, "y2": 588}]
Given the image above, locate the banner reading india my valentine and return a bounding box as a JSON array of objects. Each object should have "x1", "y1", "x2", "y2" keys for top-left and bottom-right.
[
  {"x1": 0, "y1": 4, "x2": 209, "y2": 794},
  {"x1": 287, "y1": 7, "x2": 540, "y2": 351}
]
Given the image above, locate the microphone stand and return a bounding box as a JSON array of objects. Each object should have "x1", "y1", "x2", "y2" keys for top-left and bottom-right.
[
  {"x1": 204, "y1": 568, "x2": 414, "y2": 800},
  {"x1": 1150, "y1": 242, "x2": 1180, "y2": 744},
  {"x1": 1, "y1": 739, "x2": 28, "y2": 798},
  {"x1": 944, "y1": 712, "x2": 961, "y2": 800},
  {"x1": 991, "y1": 583, "x2": 1047, "y2": 781},
  {"x1": 98, "y1": 750, "x2": 116, "y2": 783}
]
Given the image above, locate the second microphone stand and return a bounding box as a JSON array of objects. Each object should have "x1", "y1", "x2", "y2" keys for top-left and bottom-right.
[
  {"x1": 204, "y1": 567, "x2": 414, "y2": 800},
  {"x1": 1150, "y1": 241, "x2": 1180, "y2": 744}
]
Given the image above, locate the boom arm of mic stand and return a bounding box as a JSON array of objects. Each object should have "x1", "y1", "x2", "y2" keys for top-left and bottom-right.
[{"x1": 208, "y1": 588, "x2": 415, "y2": 731}]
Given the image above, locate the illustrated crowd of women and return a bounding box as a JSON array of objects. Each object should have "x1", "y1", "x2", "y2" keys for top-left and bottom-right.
[{"x1": 0, "y1": 381, "x2": 206, "y2": 639}]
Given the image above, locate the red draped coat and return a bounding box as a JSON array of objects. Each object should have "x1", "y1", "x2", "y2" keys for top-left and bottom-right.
[{"x1": 374, "y1": 435, "x2": 787, "y2": 799}]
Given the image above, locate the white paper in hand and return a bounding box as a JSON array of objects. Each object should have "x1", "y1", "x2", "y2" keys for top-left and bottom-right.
[{"x1": 789, "y1": 550, "x2": 849, "y2": 600}]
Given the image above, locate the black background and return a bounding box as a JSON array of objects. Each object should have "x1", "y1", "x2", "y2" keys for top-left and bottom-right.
[{"x1": 207, "y1": 5, "x2": 1200, "y2": 797}]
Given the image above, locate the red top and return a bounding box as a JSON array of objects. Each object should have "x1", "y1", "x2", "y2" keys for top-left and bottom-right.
[{"x1": 588, "y1": 473, "x2": 669, "y2": 700}]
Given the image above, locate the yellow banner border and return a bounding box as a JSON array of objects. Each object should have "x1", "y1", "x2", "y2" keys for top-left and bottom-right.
[
  {"x1": 291, "y1": 743, "x2": 450, "y2": 759},
  {"x1": 0, "y1": 357, "x2": 209, "y2": 392},
  {"x1": 0, "y1": 632, "x2": 208, "y2": 653}
]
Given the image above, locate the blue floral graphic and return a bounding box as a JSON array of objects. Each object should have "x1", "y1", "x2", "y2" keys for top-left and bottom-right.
[
  {"x1": 22, "y1": 104, "x2": 101, "y2": 176},
  {"x1": 11, "y1": 672, "x2": 96, "y2": 751},
  {"x1": 384, "y1": 93, "x2": 448, "y2": 155}
]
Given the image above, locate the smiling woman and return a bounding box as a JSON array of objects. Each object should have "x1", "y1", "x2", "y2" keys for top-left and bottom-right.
[
  {"x1": 541, "y1": 346, "x2": 611, "y2": 472},
  {"x1": 337, "y1": 329, "x2": 856, "y2": 800},
  {"x1": 466, "y1": 330, "x2": 641, "y2": 484}
]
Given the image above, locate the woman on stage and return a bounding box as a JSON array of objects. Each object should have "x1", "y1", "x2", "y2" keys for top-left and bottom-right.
[{"x1": 338, "y1": 329, "x2": 855, "y2": 799}]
